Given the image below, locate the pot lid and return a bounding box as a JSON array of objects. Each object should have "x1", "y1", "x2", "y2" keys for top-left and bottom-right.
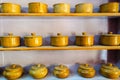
[
  {"x1": 101, "y1": 63, "x2": 119, "y2": 70},
  {"x1": 1, "y1": 33, "x2": 20, "y2": 38},
  {"x1": 24, "y1": 33, "x2": 41, "y2": 38},
  {"x1": 79, "y1": 64, "x2": 94, "y2": 70},
  {"x1": 76, "y1": 32, "x2": 93, "y2": 37},
  {"x1": 51, "y1": 33, "x2": 68, "y2": 38},
  {"x1": 54, "y1": 64, "x2": 69, "y2": 71},
  {"x1": 31, "y1": 64, "x2": 46, "y2": 70},
  {"x1": 5, "y1": 64, "x2": 23, "y2": 72},
  {"x1": 101, "y1": 32, "x2": 119, "y2": 36}
]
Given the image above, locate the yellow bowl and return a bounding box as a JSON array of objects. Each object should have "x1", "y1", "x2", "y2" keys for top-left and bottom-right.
[
  {"x1": 51, "y1": 33, "x2": 68, "y2": 47},
  {"x1": 75, "y1": 3, "x2": 93, "y2": 13},
  {"x1": 1, "y1": 3, "x2": 21, "y2": 13},
  {"x1": 53, "y1": 3, "x2": 70, "y2": 13},
  {"x1": 1, "y1": 33, "x2": 20, "y2": 48},
  {"x1": 76, "y1": 32, "x2": 94, "y2": 46},
  {"x1": 28, "y1": 2, "x2": 48, "y2": 13},
  {"x1": 24, "y1": 33, "x2": 42, "y2": 47},
  {"x1": 100, "y1": 2, "x2": 119, "y2": 13}
]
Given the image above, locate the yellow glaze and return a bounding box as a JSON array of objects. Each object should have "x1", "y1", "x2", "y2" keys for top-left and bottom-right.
[
  {"x1": 100, "y1": 32, "x2": 120, "y2": 46},
  {"x1": 53, "y1": 3, "x2": 70, "y2": 13},
  {"x1": 29, "y1": 64, "x2": 48, "y2": 79},
  {"x1": 3, "y1": 64, "x2": 23, "y2": 80},
  {"x1": 76, "y1": 32, "x2": 94, "y2": 46},
  {"x1": 100, "y1": 2, "x2": 119, "y2": 13},
  {"x1": 100, "y1": 63, "x2": 120, "y2": 79},
  {"x1": 75, "y1": 3, "x2": 93, "y2": 13},
  {"x1": 1, "y1": 33, "x2": 20, "y2": 47},
  {"x1": 24, "y1": 33, "x2": 42, "y2": 47},
  {"x1": 51, "y1": 33, "x2": 68, "y2": 47},
  {"x1": 78, "y1": 64, "x2": 95, "y2": 78},
  {"x1": 28, "y1": 2, "x2": 48, "y2": 13},
  {"x1": 1, "y1": 3, "x2": 21, "y2": 13},
  {"x1": 53, "y1": 64, "x2": 70, "y2": 78}
]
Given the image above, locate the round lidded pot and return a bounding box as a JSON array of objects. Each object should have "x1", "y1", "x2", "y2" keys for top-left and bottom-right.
[
  {"x1": 24, "y1": 33, "x2": 42, "y2": 47},
  {"x1": 1, "y1": 3, "x2": 21, "y2": 13},
  {"x1": 3, "y1": 64, "x2": 23, "y2": 80},
  {"x1": 76, "y1": 32, "x2": 94, "y2": 46},
  {"x1": 29, "y1": 64, "x2": 48, "y2": 79},
  {"x1": 100, "y1": 32, "x2": 119, "y2": 46},
  {"x1": 77, "y1": 64, "x2": 96, "y2": 78},
  {"x1": 51, "y1": 33, "x2": 68, "y2": 47},
  {"x1": 53, "y1": 64, "x2": 70, "y2": 78},
  {"x1": 1, "y1": 33, "x2": 20, "y2": 47},
  {"x1": 28, "y1": 2, "x2": 48, "y2": 13},
  {"x1": 100, "y1": 63, "x2": 120, "y2": 79},
  {"x1": 100, "y1": 2, "x2": 119, "y2": 13},
  {"x1": 53, "y1": 3, "x2": 70, "y2": 13},
  {"x1": 75, "y1": 3, "x2": 93, "y2": 13}
]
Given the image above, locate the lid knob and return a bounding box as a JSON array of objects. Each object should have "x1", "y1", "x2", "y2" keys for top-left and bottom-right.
[
  {"x1": 57, "y1": 33, "x2": 61, "y2": 36},
  {"x1": 108, "y1": 32, "x2": 113, "y2": 34},
  {"x1": 37, "y1": 64, "x2": 41, "y2": 67},
  {"x1": 8, "y1": 33, "x2": 13, "y2": 36},
  {"x1": 82, "y1": 32, "x2": 87, "y2": 35},
  {"x1": 12, "y1": 64, "x2": 16, "y2": 68},
  {"x1": 107, "y1": 63, "x2": 112, "y2": 67},
  {"x1": 31, "y1": 33, "x2": 36, "y2": 36},
  {"x1": 84, "y1": 64, "x2": 89, "y2": 67}
]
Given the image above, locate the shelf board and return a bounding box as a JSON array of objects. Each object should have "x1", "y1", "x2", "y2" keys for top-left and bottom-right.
[
  {"x1": 0, "y1": 13, "x2": 120, "y2": 16},
  {"x1": 0, "y1": 45, "x2": 120, "y2": 51}
]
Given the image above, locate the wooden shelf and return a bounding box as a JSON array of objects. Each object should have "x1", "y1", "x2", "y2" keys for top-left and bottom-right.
[
  {"x1": 0, "y1": 46, "x2": 120, "y2": 51},
  {"x1": 0, "y1": 13, "x2": 120, "y2": 16}
]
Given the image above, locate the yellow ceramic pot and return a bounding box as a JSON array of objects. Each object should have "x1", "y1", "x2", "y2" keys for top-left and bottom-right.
[
  {"x1": 1, "y1": 3, "x2": 21, "y2": 13},
  {"x1": 28, "y1": 2, "x2": 48, "y2": 13},
  {"x1": 3, "y1": 64, "x2": 23, "y2": 80},
  {"x1": 53, "y1": 64, "x2": 70, "y2": 78},
  {"x1": 76, "y1": 32, "x2": 94, "y2": 46},
  {"x1": 78, "y1": 64, "x2": 96, "y2": 78},
  {"x1": 51, "y1": 33, "x2": 68, "y2": 47},
  {"x1": 100, "y1": 63, "x2": 120, "y2": 79},
  {"x1": 100, "y1": 32, "x2": 119, "y2": 46},
  {"x1": 53, "y1": 3, "x2": 70, "y2": 13},
  {"x1": 1, "y1": 33, "x2": 20, "y2": 47},
  {"x1": 75, "y1": 3, "x2": 93, "y2": 13},
  {"x1": 24, "y1": 33, "x2": 42, "y2": 47},
  {"x1": 100, "y1": 2, "x2": 119, "y2": 13},
  {"x1": 29, "y1": 64, "x2": 48, "y2": 79}
]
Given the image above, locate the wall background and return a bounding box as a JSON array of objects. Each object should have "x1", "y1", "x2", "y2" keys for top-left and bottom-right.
[{"x1": 0, "y1": 0, "x2": 108, "y2": 66}]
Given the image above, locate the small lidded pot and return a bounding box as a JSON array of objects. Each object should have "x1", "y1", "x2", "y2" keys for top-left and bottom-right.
[
  {"x1": 100, "y1": 32, "x2": 119, "y2": 46},
  {"x1": 75, "y1": 3, "x2": 93, "y2": 13},
  {"x1": 100, "y1": 63, "x2": 120, "y2": 79},
  {"x1": 51, "y1": 33, "x2": 68, "y2": 47},
  {"x1": 53, "y1": 3, "x2": 70, "y2": 13},
  {"x1": 76, "y1": 32, "x2": 94, "y2": 46},
  {"x1": 100, "y1": 2, "x2": 119, "y2": 13},
  {"x1": 77, "y1": 64, "x2": 96, "y2": 78},
  {"x1": 1, "y1": 3, "x2": 21, "y2": 13},
  {"x1": 3, "y1": 64, "x2": 23, "y2": 80},
  {"x1": 28, "y1": 2, "x2": 48, "y2": 13},
  {"x1": 53, "y1": 64, "x2": 70, "y2": 78},
  {"x1": 29, "y1": 64, "x2": 48, "y2": 79},
  {"x1": 24, "y1": 33, "x2": 42, "y2": 47},
  {"x1": 1, "y1": 33, "x2": 20, "y2": 47}
]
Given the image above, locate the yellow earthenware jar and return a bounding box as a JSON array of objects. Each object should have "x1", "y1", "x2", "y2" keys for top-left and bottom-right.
[
  {"x1": 77, "y1": 64, "x2": 96, "y2": 78},
  {"x1": 28, "y1": 2, "x2": 48, "y2": 13},
  {"x1": 24, "y1": 33, "x2": 42, "y2": 47},
  {"x1": 53, "y1": 3, "x2": 70, "y2": 13},
  {"x1": 51, "y1": 33, "x2": 68, "y2": 47},
  {"x1": 1, "y1": 3, "x2": 21, "y2": 13},
  {"x1": 100, "y1": 32, "x2": 119, "y2": 46},
  {"x1": 75, "y1": 3, "x2": 93, "y2": 13},
  {"x1": 76, "y1": 32, "x2": 94, "y2": 46},
  {"x1": 29, "y1": 64, "x2": 48, "y2": 79},
  {"x1": 3, "y1": 64, "x2": 23, "y2": 80},
  {"x1": 1, "y1": 33, "x2": 20, "y2": 47},
  {"x1": 100, "y1": 63, "x2": 120, "y2": 79},
  {"x1": 100, "y1": 2, "x2": 119, "y2": 13},
  {"x1": 53, "y1": 64, "x2": 70, "y2": 78}
]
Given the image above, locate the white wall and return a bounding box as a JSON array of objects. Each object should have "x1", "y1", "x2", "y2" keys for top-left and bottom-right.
[{"x1": 0, "y1": 0, "x2": 108, "y2": 66}]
